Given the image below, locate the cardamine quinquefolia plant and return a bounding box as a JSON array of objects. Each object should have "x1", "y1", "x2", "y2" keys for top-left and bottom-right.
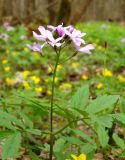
[{"x1": 28, "y1": 23, "x2": 94, "y2": 160}]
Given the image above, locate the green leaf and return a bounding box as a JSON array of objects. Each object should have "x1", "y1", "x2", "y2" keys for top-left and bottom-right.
[
  {"x1": 29, "y1": 150, "x2": 40, "y2": 160},
  {"x1": 91, "y1": 114, "x2": 113, "y2": 128},
  {"x1": 72, "y1": 108, "x2": 88, "y2": 117},
  {"x1": 27, "y1": 98, "x2": 49, "y2": 115},
  {"x1": 54, "y1": 138, "x2": 70, "y2": 160},
  {"x1": 2, "y1": 132, "x2": 21, "y2": 159},
  {"x1": 0, "y1": 131, "x2": 13, "y2": 140},
  {"x1": 72, "y1": 129, "x2": 95, "y2": 145},
  {"x1": 120, "y1": 150, "x2": 125, "y2": 158},
  {"x1": 97, "y1": 126, "x2": 109, "y2": 148},
  {"x1": 54, "y1": 138, "x2": 66, "y2": 153},
  {"x1": 113, "y1": 113, "x2": 125, "y2": 126},
  {"x1": 70, "y1": 85, "x2": 89, "y2": 109},
  {"x1": 113, "y1": 133, "x2": 125, "y2": 150},
  {"x1": 81, "y1": 143, "x2": 96, "y2": 154},
  {"x1": 19, "y1": 112, "x2": 33, "y2": 129},
  {"x1": 26, "y1": 129, "x2": 41, "y2": 135},
  {"x1": 0, "y1": 110, "x2": 24, "y2": 128},
  {"x1": 0, "y1": 118, "x2": 16, "y2": 130},
  {"x1": 54, "y1": 105, "x2": 76, "y2": 120},
  {"x1": 55, "y1": 153, "x2": 66, "y2": 160},
  {"x1": 86, "y1": 95, "x2": 119, "y2": 114},
  {"x1": 18, "y1": 96, "x2": 49, "y2": 116},
  {"x1": 66, "y1": 137, "x2": 83, "y2": 145}
]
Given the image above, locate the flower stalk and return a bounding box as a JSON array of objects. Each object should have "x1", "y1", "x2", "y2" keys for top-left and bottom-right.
[{"x1": 49, "y1": 50, "x2": 60, "y2": 160}]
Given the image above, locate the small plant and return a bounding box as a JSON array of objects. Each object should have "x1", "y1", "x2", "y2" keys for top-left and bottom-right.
[{"x1": 28, "y1": 23, "x2": 94, "y2": 160}]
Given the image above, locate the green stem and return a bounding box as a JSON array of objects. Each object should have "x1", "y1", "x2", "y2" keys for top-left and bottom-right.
[
  {"x1": 49, "y1": 51, "x2": 60, "y2": 160},
  {"x1": 53, "y1": 117, "x2": 97, "y2": 136}
]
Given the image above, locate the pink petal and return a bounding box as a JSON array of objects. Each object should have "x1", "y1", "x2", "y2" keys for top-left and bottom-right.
[
  {"x1": 46, "y1": 30, "x2": 55, "y2": 42},
  {"x1": 27, "y1": 43, "x2": 42, "y2": 52},
  {"x1": 56, "y1": 43, "x2": 63, "y2": 47},
  {"x1": 33, "y1": 31, "x2": 45, "y2": 41},
  {"x1": 47, "y1": 25, "x2": 55, "y2": 30},
  {"x1": 78, "y1": 44, "x2": 94, "y2": 54},
  {"x1": 55, "y1": 37, "x2": 63, "y2": 42},
  {"x1": 79, "y1": 32, "x2": 86, "y2": 37},
  {"x1": 38, "y1": 26, "x2": 46, "y2": 36},
  {"x1": 48, "y1": 41, "x2": 54, "y2": 47},
  {"x1": 76, "y1": 38, "x2": 85, "y2": 44}
]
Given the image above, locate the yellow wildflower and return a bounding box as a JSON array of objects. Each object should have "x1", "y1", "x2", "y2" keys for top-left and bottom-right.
[
  {"x1": 6, "y1": 49, "x2": 10, "y2": 54},
  {"x1": 23, "y1": 70, "x2": 30, "y2": 78},
  {"x1": 4, "y1": 66, "x2": 10, "y2": 72},
  {"x1": 31, "y1": 76, "x2": 40, "y2": 84},
  {"x1": 24, "y1": 48, "x2": 29, "y2": 52},
  {"x1": 45, "y1": 79, "x2": 49, "y2": 83},
  {"x1": 55, "y1": 77, "x2": 59, "y2": 83},
  {"x1": 71, "y1": 153, "x2": 86, "y2": 160},
  {"x1": 71, "y1": 62, "x2": 79, "y2": 69},
  {"x1": 81, "y1": 74, "x2": 88, "y2": 80},
  {"x1": 57, "y1": 65, "x2": 62, "y2": 72},
  {"x1": 47, "y1": 67, "x2": 53, "y2": 74},
  {"x1": 35, "y1": 87, "x2": 43, "y2": 93},
  {"x1": 47, "y1": 90, "x2": 52, "y2": 96},
  {"x1": 23, "y1": 81, "x2": 30, "y2": 89},
  {"x1": 117, "y1": 75, "x2": 125, "y2": 82},
  {"x1": 2, "y1": 59, "x2": 8, "y2": 64},
  {"x1": 96, "y1": 83, "x2": 103, "y2": 89},
  {"x1": 5, "y1": 78, "x2": 14, "y2": 85},
  {"x1": 102, "y1": 68, "x2": 113, "y2": 77},
  {"x1": 97, "y1": 45, "x2": 105, "y2": 51},
  {"x1": 59, "y1": 83, "x2": 72, "y2": 90},
  {"x1": 33, "y1": 52, "x2": 40, "y2": 59},
  {"x1": 33, "y1": 51, "x2": 38, "y2": 55},
  {"x1": 93, "y1": 43, "x2": 97, "y2": 48}
]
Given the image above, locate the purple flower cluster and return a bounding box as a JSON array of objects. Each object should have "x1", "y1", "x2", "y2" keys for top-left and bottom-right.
[
  {"x1": 0, "y1": 33, "x2": 9, "y2": 41},
  {"x1": 28, "y1": 23, "x2": 94, "y2": 54},
  {"x1": 3, "y1": 21, "x2": 14, "y2": 32}
]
